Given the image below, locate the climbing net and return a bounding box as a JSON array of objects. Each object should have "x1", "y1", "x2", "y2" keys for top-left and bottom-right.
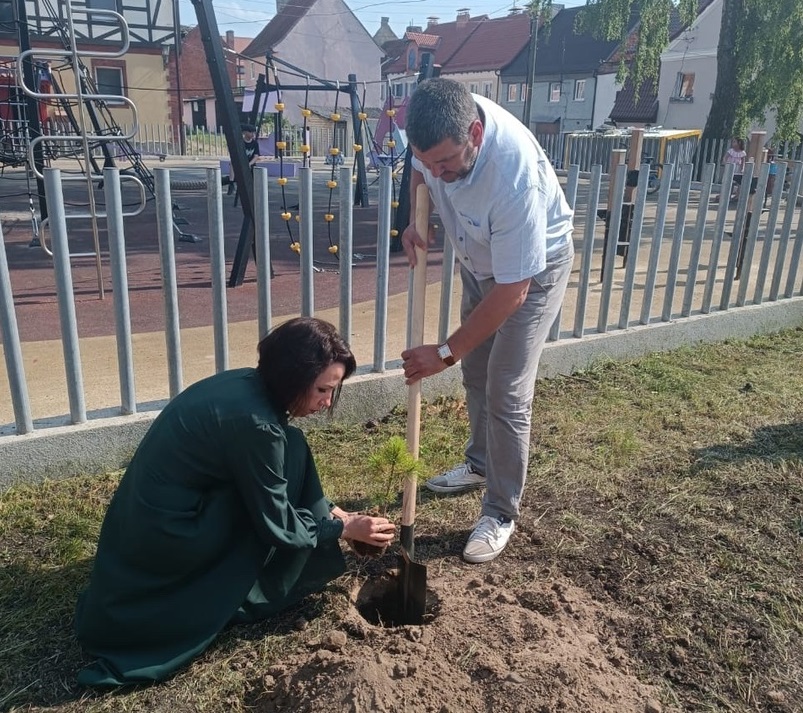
[{"x1": 263, "y1": 64, "x2": 403, "y2": 269}]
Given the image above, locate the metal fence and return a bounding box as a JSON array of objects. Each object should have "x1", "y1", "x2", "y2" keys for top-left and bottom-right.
[{"x1": 2, "y1": 158, "x2": 803, "y2": 440}]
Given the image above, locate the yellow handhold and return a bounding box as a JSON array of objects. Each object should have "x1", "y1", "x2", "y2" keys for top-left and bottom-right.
[
  {"x1": 281, "y1": 212, "x2": 291, "y2": 220},
  {"x1": 387, "y1": 140, "x2": 396, "y2": 148},
  {"x1": 352, "y1": 174, "x2": 357, "y2": 183},
  {"x1": 353, "y1": 144, "x2": 362, "y2": 152},
  {"x1": 328, "y1": 245, "x2": 338, "y2": 254},
  {"x1": 277, "y1": 177, "x2": 288, "y2": 186},
  {"x1": 358, "y1": 112, "x2": 367, "y2": 120},
  {"x1": 290, "y1": 242, "x2": 301, "y2": 253},
  {"x1": 390, "y1": 229, "x2": 399, "y2": 237},
  {"x1": 329, "y1": 147, "x2": 340, "y2": 156},
  {"x1": 300, "y1": 144, "x2": 310, "y2": 153},
  {"x1": 295, "y1": 214, "x2": 301, "y2": 222},
  {"x1": 301, "y1": 108, "x2": 312, "y2": 117},
  {"x1": 275, "y1": 102, "x2": 285, "y2": 111},
  {"x1": 386, "y1": 109, "x2": 396, "y2": 117},
  {"x1": 327, "y1": 180, "x2": 338, "y2": 189},
  {"x1": 276, "y1": 141, "x2": 286, "y2": 150},
  {"x1": 324, "y1": 213, "x2": 335, "y2": 222},
  {"x1": 330, "y1": 113, "x2": 340, "y2": 121},
  {"x1": 391, "y1": 200, "x2": 399, "y2": 208}
]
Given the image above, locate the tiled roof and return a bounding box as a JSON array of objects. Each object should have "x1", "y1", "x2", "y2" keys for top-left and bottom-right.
[
  {"x1": 445, "y1": 13, "x2": 531, "y2": 73},
  {"x1": 609, "y1": 75, "x2": 658, "y2": 124},
  {"x1": 383, "y1": 13, "x2": 531, "y2": 76},
  {"x1": 404, "y1": 31, "x2": 440, "y2": 50},
  {"x1": 533, "y1": 7, "x2": 626, "y2": 75},
  {"x1": 242, "y1": 0, "x2": 318, "y2": 58}
]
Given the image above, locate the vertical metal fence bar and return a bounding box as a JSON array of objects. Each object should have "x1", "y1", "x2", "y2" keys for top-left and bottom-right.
[
  {"x1": 103, "y1": 167, "x2": 136, "y2": 415},
  {"x1": 0, "y1": 220, "x2": 33, "y2": 434},
  {"x1": 719, "y1": 161, "x2": 755, "y2": 309},
  {"x1": 549, "y1": 164, "x2": 580, "y2": 341},
  {"x1": 254, "y1": 167, "x2": 272, "y2": 339},
  {"x1": 771, "y1": 162, "x2": 803, "y2": 300},
  {"x1": 753, "y1": 162, "x2": 788, "y2": 304},
  {"x1": 681, "y1": 162, "x2": 715, "y2": 317},
  {"x1": 640, "y1": 163, "x2": 673, "y2": 325},
  {"x1": 783, "y1": 202, "x2": 803, "y2": 298},
  {"x1": 373, "y1": 166, "x2": 392, "y2": 372},
  {"x1": 299, "y1": 167, "x2": 314, "y2": 317},
  {"x1": 154, "y1": 168, "x2": 183, "y2": 398},
  {"x1": 44, "y1": 168, "x2": 86, "y2": 423},
  {"x1": 573, "y1": 164, "x2": 601, "y2": 338},
  {"x1": 618, "y1": 164, "x2": 650, "y2": 329},
  {"x1": 438, "y1": 239, "x2": 455, "y2": 344},
  {"x1": 206, "y1": 167, "x2": 229, "y2": 372},
  {"x1": 662, "y1": 164, "x2": 693, "y2": 321},
  {"x1": 736, "y1": 163, "x2": 770, "y2": 306},
  {"x1": 701, "y1": 163, "x2": 735, "y2": 313},
  {"x1": 597, "y1": 165, "x2": 627, "y2": 333},
  {"x1": 338, "y1": 165, "x2": 354, "y2": 342}
]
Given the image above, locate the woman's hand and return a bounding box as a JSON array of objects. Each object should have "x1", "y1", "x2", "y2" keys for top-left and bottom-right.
[{"x1": 342, "y1": 513, "x2": 396, "y2": 547}]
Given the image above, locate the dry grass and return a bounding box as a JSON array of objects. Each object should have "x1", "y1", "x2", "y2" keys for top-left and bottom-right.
[{"x1": 1, "y1": 328, "x2": 802, "y2": 712}]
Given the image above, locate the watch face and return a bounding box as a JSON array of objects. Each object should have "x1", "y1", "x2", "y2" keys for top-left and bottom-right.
[{"x1": 438, "y1": 345, "x2": 450, "y2": 360}]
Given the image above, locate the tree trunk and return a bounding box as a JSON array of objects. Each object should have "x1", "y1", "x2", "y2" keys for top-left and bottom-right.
[{"x1": 703, "y1": 0, "x2": 743, "y2": 141}]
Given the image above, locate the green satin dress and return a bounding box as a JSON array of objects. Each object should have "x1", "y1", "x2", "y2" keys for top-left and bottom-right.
[{"x1": 74, "y1": 368, "x2": 345, "y2": 686}]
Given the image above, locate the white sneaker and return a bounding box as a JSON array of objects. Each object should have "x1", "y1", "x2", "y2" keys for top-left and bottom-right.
[
  {"x1": 462, "y1": 515, "x2": 515, "y2": 564},
  {"x1": 425, "y1": 462, "x2": 485, "y2": 494}
]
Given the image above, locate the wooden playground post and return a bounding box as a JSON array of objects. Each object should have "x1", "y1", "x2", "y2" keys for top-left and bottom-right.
[{"x1": 624, "y1": 128, "x2": 644, "y2": 203}]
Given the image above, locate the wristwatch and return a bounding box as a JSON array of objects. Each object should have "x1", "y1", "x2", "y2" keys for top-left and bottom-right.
[{"x1": 437, "y1": 342, "x2": 456, "y2": 367}]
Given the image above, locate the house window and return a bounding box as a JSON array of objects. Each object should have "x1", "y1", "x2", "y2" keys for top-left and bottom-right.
[
  {"x1": 483, "y1": 82, "x2": 492, "y2": 98},
  {"x1": 507, "y1": 83, "x2": 518, "y2": 103},
  {"x1": 250, "y1": 62, "x2": 255, "y2": 80},
  {"x1": 94, "y1": 65, "x2": 125, "y2": 104},
  {"x1": 87, "y1": 0, "x2": 119, "y2": 24},
  {"x1": 407, "y1": 49, "x2": 416, "y2": 71},
  {"x1": 520, "y1": 84, "x2": 527, "y2": 103},
  {"x1": 574, "y1": 79, "x2": 586, "y2": 101},
  {"x1": 672, "y1": 72, "x2": 695, "y2": 101},
  {"x1": 549, "y1": 82, "x2": 561, "y2": 102},
  {"x1": 380, "y1": 83, "x2": 387, "y2": 101},
  {"x1": 393, "y1": 83, "x2": 404, "y2": 98}
]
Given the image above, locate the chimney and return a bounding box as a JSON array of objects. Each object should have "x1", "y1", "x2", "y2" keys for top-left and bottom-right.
[
  {"x1": 381, "y1": 16, "x2": 390, "y2": 26},
  {"x1": 426, "y1": 16, "x2": 439, "y2": 30},
  {"x1": 225, "y1": 30, "x2": 234, "y2": 48},
  {"x1": 456, "y1": 8, "x2": 470, "y2": 27}
]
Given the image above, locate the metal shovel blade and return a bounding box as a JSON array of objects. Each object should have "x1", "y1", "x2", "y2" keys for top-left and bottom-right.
[{"x1": 399, "y1": 524, "x2": 427, "y2": 625}]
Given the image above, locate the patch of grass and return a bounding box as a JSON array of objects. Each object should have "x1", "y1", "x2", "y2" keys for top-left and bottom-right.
[{"x1": 2, "y1": 328, "x2": 803, "y2": 711}]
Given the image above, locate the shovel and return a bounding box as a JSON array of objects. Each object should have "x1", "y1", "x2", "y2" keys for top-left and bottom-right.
[{"x1": 399, "y1": 183, "x2": 430, "y2": 625}]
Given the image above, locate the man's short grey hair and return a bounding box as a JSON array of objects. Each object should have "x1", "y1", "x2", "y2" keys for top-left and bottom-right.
[{"x1": 405, "y1": 78, "x2": 478, "y2": 152}]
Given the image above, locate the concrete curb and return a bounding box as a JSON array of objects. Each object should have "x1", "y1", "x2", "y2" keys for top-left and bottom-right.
[{"x1": 2, "y1": 297, "x2": 801, "y2": 489}]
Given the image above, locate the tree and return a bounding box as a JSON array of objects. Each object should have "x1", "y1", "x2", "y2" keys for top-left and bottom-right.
[{"x1": 578, "y1": 0, "x2": 803, "y2": 143}]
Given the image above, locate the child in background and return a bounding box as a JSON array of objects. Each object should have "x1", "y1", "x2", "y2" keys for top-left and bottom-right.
[
  {"x1": 241, "y1": 123, "x2": 260, "y2": 168},
  {"x1": 722, "y1": 137, "x2": 747, "y2": 201}
]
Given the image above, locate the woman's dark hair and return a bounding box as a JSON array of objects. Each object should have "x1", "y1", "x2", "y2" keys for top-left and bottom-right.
[{"x1": 256, "y1": 317, "x2": 356, "y2": 415}]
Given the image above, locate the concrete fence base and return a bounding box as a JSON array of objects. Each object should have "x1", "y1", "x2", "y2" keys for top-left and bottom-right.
[{"x1": 2, "y1": 297, "x2": 801, "y2": 490}]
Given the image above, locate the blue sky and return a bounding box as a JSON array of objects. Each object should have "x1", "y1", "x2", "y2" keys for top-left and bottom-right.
[{"x1": 178, "y1": 0, "x2": 586, "y2": 39}]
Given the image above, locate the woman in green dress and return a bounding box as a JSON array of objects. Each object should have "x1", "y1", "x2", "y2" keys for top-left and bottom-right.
[{"x1": 74, "y1": 317, "x2": 395, "y2": 686}]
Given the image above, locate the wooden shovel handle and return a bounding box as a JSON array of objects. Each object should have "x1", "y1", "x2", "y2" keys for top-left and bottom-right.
[{"x1": 403, "y1": 183, "x2": 429, "y2": 528}]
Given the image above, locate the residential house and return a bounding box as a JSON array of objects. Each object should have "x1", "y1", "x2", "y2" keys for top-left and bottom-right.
[
  {"x1": 242, "y1": 0, "x2": 383, "y2": 138},
  {"x1": 176, "y1": 27, "x2": 254, "y2": 131},
  {"x1": 502, "y1": 7, "x2": 640, "y2": 135},
  {"x1": 656, "y1": 0, "x2": 719, "y2": 132},
  {"x1": 0, "y1": 0, "x2": 176, "y2": 132},
  {"x1": 372, "y1": 16, "x2": 398, "y2": 48},
  {"x1": 382, "y1": 10, "x2": 531, "y2": 108}
]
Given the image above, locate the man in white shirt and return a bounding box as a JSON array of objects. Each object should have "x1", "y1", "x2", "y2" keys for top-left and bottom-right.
[{"x1": 400, "y1": 78, "x2": 574, "y2": 563}]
